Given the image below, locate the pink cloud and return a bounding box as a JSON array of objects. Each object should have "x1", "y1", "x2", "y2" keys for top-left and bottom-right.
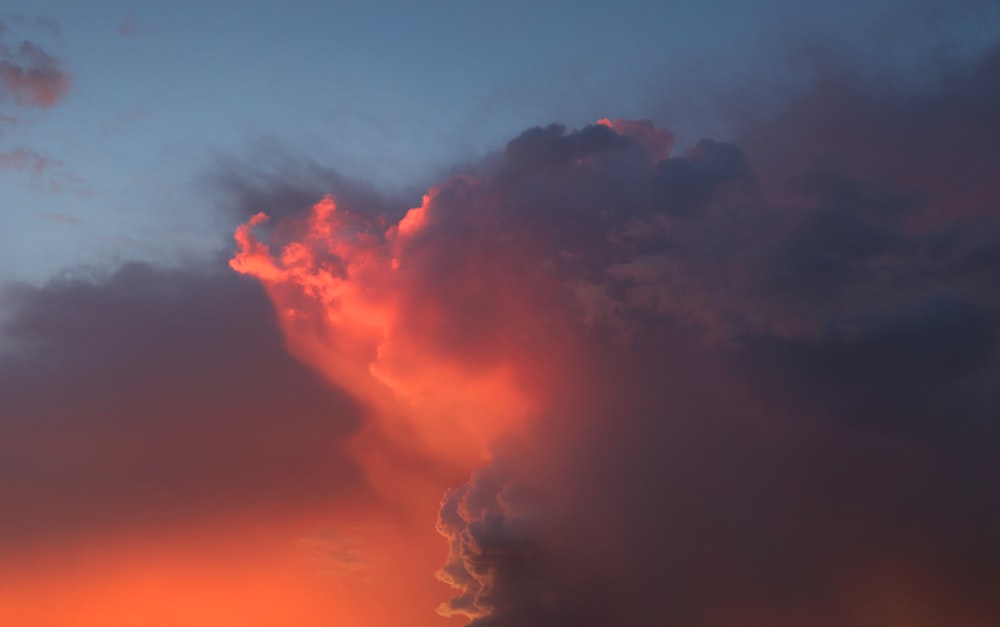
[{"x1": 0, "y1": 41, "x2": 70, "y2": 108}]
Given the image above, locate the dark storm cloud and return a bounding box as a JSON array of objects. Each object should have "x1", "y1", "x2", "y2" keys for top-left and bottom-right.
[
  {"x1": 740, "y1": 42, "x2": 1000, "y2": 220},
  {"x1": 0, "y1": 262, "x2": 365, "y2": 545},
  {"x1": 425, "y1": 44, "x2": 1000, "y2": 627}
]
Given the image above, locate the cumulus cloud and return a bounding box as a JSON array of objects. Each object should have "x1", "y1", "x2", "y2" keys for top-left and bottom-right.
[{"x1": 230, "y1": 41, "x2": 1000, "y2": 627}]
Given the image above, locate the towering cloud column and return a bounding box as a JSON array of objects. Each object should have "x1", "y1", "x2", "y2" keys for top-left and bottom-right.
[{"x1": 233, "y1": 108, "x2": 1000, "y2": 626}]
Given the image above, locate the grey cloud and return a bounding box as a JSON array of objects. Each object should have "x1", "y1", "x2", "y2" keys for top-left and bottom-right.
[{"x1": 0, "y1": 262, "x2": 366, "y2": 546}]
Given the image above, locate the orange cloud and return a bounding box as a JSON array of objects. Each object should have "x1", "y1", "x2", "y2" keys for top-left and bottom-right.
[{"x1": 230, "y1": 189, "x2": 550, "y2": 478}]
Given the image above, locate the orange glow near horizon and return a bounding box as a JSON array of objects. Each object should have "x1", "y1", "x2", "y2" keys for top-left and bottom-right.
[{"x1": 0, "y1": 507, "x2": 457, "y2": 627}]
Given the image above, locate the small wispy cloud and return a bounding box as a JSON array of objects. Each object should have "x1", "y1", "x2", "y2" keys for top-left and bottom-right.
[
  {"x1": 299, "y1": 529, "x2": 373, "y2": 580},
  {"x1": 36, "y1": 211, "x2": 79, "y2": 225},
  {"x1": 117, "y1": 13, "x2": 140, "y2": 38}
]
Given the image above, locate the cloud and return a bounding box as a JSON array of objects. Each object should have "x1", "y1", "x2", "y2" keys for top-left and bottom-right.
[
  {"x1": 0, "y1": 16, "x2": 71, "y2": 185},
  {"x1": 0, "y1": 146, "x2": 59, "y2": 174},
  {"x1": 0, "y1": 38, "x2": 70, "y2": 108},
  {"x1": 0, "y1": 262, "x2": 366, "y2": 546},
  {"x1": 36, "y1": 210, "x2": 79, "y2": 225},
  {"x1": 205, "y1": 145, "x2": 411, "y2": 233},
  {"x1": 117, "y1": 14, "x2": 140, "y2": 38},
  {"x1": 230, "y1": 42, "x2": 1000, "y2": 626},
  {"x1": 739, "y1": 43, "x2": 1000, "y2": 222},
  {"x1": 299, "y1": 529, "x2": 373, "y2": 579}
]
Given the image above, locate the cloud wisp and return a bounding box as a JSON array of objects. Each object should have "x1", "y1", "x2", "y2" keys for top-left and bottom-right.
[
  {"x1": 0, "y1": 19, "x2": 69, "y2": 109},
  {"x1": 0, "y1": 15, "x2": 73, "y2": 191}
]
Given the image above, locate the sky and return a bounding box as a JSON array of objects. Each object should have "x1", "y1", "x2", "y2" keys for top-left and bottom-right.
[{"x1": 2, "y1": 1, "x2": 1000, "y2": 626}]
